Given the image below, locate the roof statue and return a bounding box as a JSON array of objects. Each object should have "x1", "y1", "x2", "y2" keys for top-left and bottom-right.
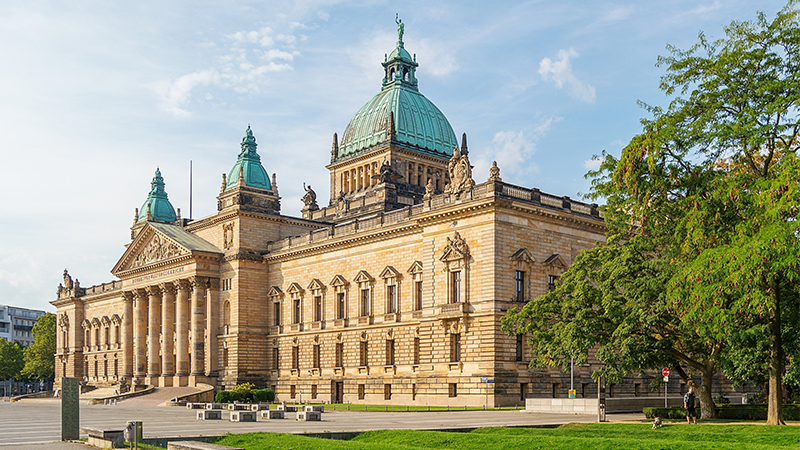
[
  {"x1": 302, "y1": 183, "x2": 319, "y2": 211},
  {"x1": 396, "y1": 14, "x2": 404, "y2": 41}
]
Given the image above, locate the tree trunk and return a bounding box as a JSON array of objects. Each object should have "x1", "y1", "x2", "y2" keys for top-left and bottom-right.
[
  {"x1": 698, "y1": 369, "x2": 716, "y2": 420},
  {"x1": 766, "y1": 287, "x2": 784, "y2": 425}
]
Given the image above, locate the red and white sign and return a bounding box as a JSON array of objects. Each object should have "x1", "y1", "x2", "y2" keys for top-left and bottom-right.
[{"x1": 662, "y1": 368, "x2": 670, "y2": 377}]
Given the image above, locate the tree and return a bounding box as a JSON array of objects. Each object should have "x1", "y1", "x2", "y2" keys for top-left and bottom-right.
[
  {"x1": 504, "y1": 1, "x2": 800, "y2": 424},
  {"x1": 0, "y1": 339, "x2": 24, "y2": 396},
  {"x1": 22, "y1": 313, "x2": 56, "y2": 383}
]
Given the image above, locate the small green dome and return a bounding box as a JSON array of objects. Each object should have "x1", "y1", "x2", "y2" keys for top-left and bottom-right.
[
  {"x1": 138, "y1": 168, "x2": 177, "y2": 223},
  {"x1": 226, "y1": 126, "x2": 271, "y2": 191},
  {"x1": 337, "y1": 37, "x2": 457, "y2": 160}
]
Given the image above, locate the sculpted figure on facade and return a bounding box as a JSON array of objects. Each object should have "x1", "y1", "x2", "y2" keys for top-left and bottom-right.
[
  {"x1": 444, "y1": 147, "x2": 475, "y2": 199},
  {"x1": 302, "y1": 183, "x2": 319, "y2": 211},
  {"x1": 442, "y1": 231, "x2": 469, "y2": 259},
  {"x1": 130, "y1": 234, "x2": 183, "y2": 269},
  {"x1": 424, "y1": 178, "x2": 435, "y2": 200},
  {"x1": 488, "y1": 161, "x2": 502, "y2": 181}
]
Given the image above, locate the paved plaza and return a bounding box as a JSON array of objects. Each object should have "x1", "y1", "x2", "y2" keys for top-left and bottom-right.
[{"x1": 0, "y1": 399, "x2": 643, "y2": 447}]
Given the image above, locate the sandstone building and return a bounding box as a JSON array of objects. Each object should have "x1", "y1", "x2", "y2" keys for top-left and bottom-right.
[{"x1": 52, "y1": 28, "x2": 612, "y2": 406}]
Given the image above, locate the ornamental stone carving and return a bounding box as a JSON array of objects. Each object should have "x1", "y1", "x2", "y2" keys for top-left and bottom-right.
[
  {"x1": 130, "y1": 234, "x2": 184, "y2": 269},
  {"x1": 440, "y1": 231, "x2": 470, "y2": 261},
  {"x1": 223, "y1": 223, "x2": 234, "y2": 250},
  {"x1": 488, "y1": 161, "x2": 502, "y2": 181},
  {"x1": 444, "y1": 147, "x2": 474, "y2": 199}
]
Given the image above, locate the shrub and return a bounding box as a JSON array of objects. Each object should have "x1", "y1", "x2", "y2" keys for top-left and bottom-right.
[
  {"x1": 253, "y1": 388, "x2": 275, "y2": 403},
  {"x1": 215, "y1": 391, "x2": 230, "y2": 403},
  {"x1": 643, "y1": 404, "x2": 799, "y2": 420},
  {"x1": 228, "y1": 391, "x2": 241, "y2": 402},
  {"x1": 233, "y1": 383, "x2": 255, "y2": 403}
]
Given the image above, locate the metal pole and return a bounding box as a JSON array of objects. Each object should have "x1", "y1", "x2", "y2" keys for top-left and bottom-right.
[
  {"x1": 665, "y1": 378, "x2": 668, "y2": 408},
  {"x1": 485, "y1": 380, "x2": 488, "y2": 410},
  {"x1": 570, "y1": 357, "x2": 574, "y2": 392},
  {"x1": 189, "y1": 160, "x2": 193, "y2": 220},
  {"x1": 597, "y1": 376, "x2": 602, "y2": 423}
]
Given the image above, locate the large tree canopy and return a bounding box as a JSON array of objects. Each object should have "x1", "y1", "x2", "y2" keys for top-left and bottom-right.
[
  {"x1": 504, "y1": 1, "x2": 800, "y2": 424},
  {"x1": 22, "y1": 313, "x2": 56, "y2": 382},
  {"x1": 0, "y1": 339, "x2": 24, "y2": 396}
]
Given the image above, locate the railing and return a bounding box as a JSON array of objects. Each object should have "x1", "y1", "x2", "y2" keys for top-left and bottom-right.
[{"x1": 266, "y1": 180, "x2": 603, "y2": 254}]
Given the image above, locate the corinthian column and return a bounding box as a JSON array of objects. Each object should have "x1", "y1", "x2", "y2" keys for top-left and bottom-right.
[
  {"x1": 190, "y1": 277, "x2": 206, "y2": 377},
  {"x1": 175, "y1": 280, "x2": 190, "y2": 378},
  {"x1": 160, "y1": 283, "x2": 176, "y2": 380},
  {"x1": 132, "y1": 290, "x2": 147, "y2": 383},
  {"x1": 121, "y1": 292, "x2": 134, "y2": 381},
  {"x1": 206, "y1": 278, "x2": 220, "y2": 376},
  {"x1": 146, "y1": 285, "x2": 162, "y2": 378}
]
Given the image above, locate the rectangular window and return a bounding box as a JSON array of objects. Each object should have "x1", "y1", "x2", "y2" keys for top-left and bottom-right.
[
  {"x1": 386, "y1": 340, "x2": 395, "y2": 366},
  {"x1": 314, "y1": 296, "x2": 322, "y2": 322},
  {"x1": 384, "y1": 384, "x2": 392, "y2": 400},
  {"x1": 361, "y1": 289, "x2": 370, "y2": 316},
  {"x1": 552, "y1": 383, "x2": 560, "y2": 398},
  {"x1": 412, "y1": 384, "x2": 417, "y2": 401},
  {"x1": 337, "y1": 292, "x2": 346, "y2": 319},
  {"x1": 449, "y1": 383, "x2": 458, "y2": 398},
  {"x1": 290, "y1": 385, "x2": 296, "y2": 399},
  {"x1": 414, "y1": 281, "x2": 423, "y2": 310},
  {"x1": 273, "y1": 302, "x2": 281, "y2": 326},
  {"x1": 413, "y1": 337, "x2": 420, "y2": 365},
  {"x1": 515, "y1": 334, "x2": 523, "y2": 362},
  {"x1": 520, "y1": 383, "x2": 528, "y2": 401},
  {"x1": 292, "y1": 346, "x2": 299, "y2": 370},
  {"x1": 548, "y1": 275, "x2": 558, "y2": 292},
  {"x1": 358, "y1": 384, "x2": 365, "y2": 400},
  {"x1": 360, "y1": 341, "x2": 368, "y2": 366},
  {"x1": 311, "y1": 385, "x2": 318, "y2": 400},
  {"x1": 515, "y1": 270, "x2": 525, "y2": 301},
  {"x1": 450, "y1": 333, "x2": 461, "y2": 362},
  {"x1": 582, "y1": 383, "x2": 589, "y2": 398},
  {"x1": 335, "y1": 342, "x2": 344, "y2": 367},
  {"x1": 293, "y1": 299, "x2": 301, "y2": 324},
  {"x1": 451, "y1": 271, "x2": 461, "y2": 303},
  {"x1": 313, "y1": 344, "x2": 320, "y2": 369},
  {"x1": 272, "y1": 347, "x2": 280, "y2": 370},
  {"x1": 634, "y1": 383, "x2": 641, "y2": 397},
  {"x1": 386, "y1": 285, "x2": 397, "y2": 313}
]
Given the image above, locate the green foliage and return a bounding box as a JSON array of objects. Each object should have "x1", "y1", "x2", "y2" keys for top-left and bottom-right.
[
  {"x1": 644, "y1": 407, "x2": 703, "y2": 419},
  {"x1": 214, "y1": 425, "x2": 800, "y2": 450},
  {"x1": 645, "y1": 404, "x2": 800, "y2": 421},
  {"x1": 214, "y1": 390, "x2": 230, "y2": 403},
  {"x1": 0, "y1": 339, "x2": 24, "y2": 382},
  {"x1": 21, "y1": 314, "x2": 56, "y2": 381},
  {"x1": 232, "y1": 382, "x2": 255, "y2": 402},
  {"x1": 253, "y1": 388, "x2": 274, "y2": 403}
]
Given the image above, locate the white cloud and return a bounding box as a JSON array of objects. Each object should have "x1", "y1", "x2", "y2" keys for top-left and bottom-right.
[
  {"x1": 687, "y1": 1, "x2": 722, "y2": 16},
  {"x1": 156, "y1": 24, "x2": 300, "y2": 117},
  {"x1": 583, "y1": 158, "x2": 602, "y2": 171},
  {"x1": 538, "y1": 48, "x2": 596, "y2": 103}
]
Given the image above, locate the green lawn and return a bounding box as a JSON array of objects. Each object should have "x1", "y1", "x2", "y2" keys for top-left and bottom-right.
[{"x1": 214, "y1": 424, "x2": 799, "y2": 450}]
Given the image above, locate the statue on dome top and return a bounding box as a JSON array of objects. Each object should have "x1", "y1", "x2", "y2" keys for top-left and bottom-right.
[{"x1": 396, "y1": 14, "x2": 404, "y2": 42}]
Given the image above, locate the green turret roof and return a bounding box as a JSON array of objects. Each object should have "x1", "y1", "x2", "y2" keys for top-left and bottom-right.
[
  {"x1": 226, "y1": 126, "x2": 271, "y2": 191},
  {"x1": 138, "y1": 168, "x2": 177, "y2": 223},
  {"x1": 336, "y1": 26, "x2": 457, "y2": 161}
]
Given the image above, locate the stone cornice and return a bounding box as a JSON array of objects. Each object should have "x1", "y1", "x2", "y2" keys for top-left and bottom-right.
[{"x1": 185, "y1": 208, "x2": 324, "y2": 233}]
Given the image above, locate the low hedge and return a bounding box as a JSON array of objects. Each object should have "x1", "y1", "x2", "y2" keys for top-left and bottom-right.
[
  {"x1": 644, "y1": 404, "x2": 799, "y2": 420},
  {"x1": 214, "y1": 388, "x2": 274, "y2": 404}
]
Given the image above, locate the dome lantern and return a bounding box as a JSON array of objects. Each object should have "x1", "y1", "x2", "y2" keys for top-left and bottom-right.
[
  {"x1": 137, "y1": 168, "x2": 177, "y2": 223},
  {"x1": 225, "y1": 125, "x2": 272, "y2": 191}
]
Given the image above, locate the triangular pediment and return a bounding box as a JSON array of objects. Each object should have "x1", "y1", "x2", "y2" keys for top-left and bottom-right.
[
  {"x1": 543, "y1": 253, "x2": 568, "y2": 269},
  {"x1": 329, "y1": 274, "x2": 349, "y2": 287},
  {"x1": 113, "y1": 222, "x2": 220, "y2": 275},
  {"x1": 407, "y1": 261, "x2": 423, "y2": 274},
  {"x1": 510, "y1": 248, "x2": 535, "y2": 264},
  {"x1": 307, "y1": 278, "x2": 326, "y2": 291},
  {"x1": 287, "y1": 282, "x2": 304, "y2": 295},
  {"x1": 353, "y1": 270, "x2": 374, "y2": 283},
  {"x1": 379, "y1": 265, "x2": 401, "y2": 279},
  {"x1": 268, "y1": 286, "x2": 284, "y2": 298},
  {"x1": 440, "y1": 231, "x2": 470, "y2": 262}
]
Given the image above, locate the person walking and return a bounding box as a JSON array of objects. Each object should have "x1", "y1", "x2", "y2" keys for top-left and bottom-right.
[{"x1": 684, "y1": 385, "x2": 697, "y2": 424}]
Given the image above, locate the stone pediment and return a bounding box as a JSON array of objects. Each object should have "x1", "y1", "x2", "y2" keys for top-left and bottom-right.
[
  {"x1": 407, "y1": 261, "x2": 423, "y2": 274},
  {"x1": 307, "y1": 278, "x2": 326, "y2": 291},
  {"x1": 379, "y1": 266, "x2": 401, "y2": 280},
  {"x1": 510, "y1": 248, "x2": 535, "y2": 264},
  {"x1": 329, "y1": 275, "x2": 349, "y2": 287},
  {"x1": 268, "y1": 286, "x2": 284, "y2": 298},
  {"x1": 287, "y1": 282, "x2": 304, "y2": 295},
  {"x1": 113, "y1": 222, "x2": 220, "y2": 275},
  {"x1": 543, "y1": 253, "x2": 568, "y2": 269},
  {"x1": 353, "y1": 270, "x2": 374, "y2": 283},
  {"x1": 440, "y1": 231, "x2": 469, "y2": 262}
]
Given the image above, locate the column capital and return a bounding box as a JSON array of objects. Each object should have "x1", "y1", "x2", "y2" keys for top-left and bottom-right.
[
  {"x1": 145, "y1": 285, "x2": 162, "y2": 296},
  {"x1": 175, "y1": 279, "x2": 192, "y2": 291},
  {"x1": 131, "y1": 289, "x2": 147, "y2": 300},
  {"x1": 122, "y1": 291, "x2": 134, "y2": 302},
  {"x1": 159, "y1": 282, "x2": 177, "y2": 295},
  {"x1": 190, "y1": 276, "x2": 207, "y2": 289}
]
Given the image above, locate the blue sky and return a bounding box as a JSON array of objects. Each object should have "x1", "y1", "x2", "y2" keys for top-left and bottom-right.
[{"x1": 0, "y1": 0, "x2": 789, "y2": 311}]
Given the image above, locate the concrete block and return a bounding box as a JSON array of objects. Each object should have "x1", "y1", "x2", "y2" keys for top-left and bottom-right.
[
  {"x1": 296, "y1": 410, "x2": 321, "y2": 421},
  {"x1": 197, "y1": 410, "x2": 223, "y2": 420},
  {"x1": 230, "y1": 411, "x2": 257, "y2": 422},
  {"x1": 260, "y1": 410, "x2": 284, "y2": 419},
  {"x1": 305, "y1": 405, "x2": 324, "y2": 413}
]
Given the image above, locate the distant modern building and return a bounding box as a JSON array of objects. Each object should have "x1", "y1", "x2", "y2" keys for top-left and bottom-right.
[{"x1": 0, "y1": 304, "x2": 48, "y2": 347}]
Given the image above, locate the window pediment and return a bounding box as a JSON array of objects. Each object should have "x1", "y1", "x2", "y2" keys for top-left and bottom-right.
[
  {"x1": 330, "y1": 274, "x2": 349, "y2": 287},
  {"x1": 407, "y1": 261, "x2": 423, "y2": 274},
  {"x1": 440, "y1": 231, "x2": 469, "y2": 262},
  {"x1": 379, "y1": 266, "x2": 401, "y2": 280},
  {"x1": 268, "y1": 286, "x2": 284, "y2": 298},
  {"x1": 353, "y1": 270, "x2": 374, "y2": 283},
  {"x1": 286, "y1": 282, "x2": 304, "y2": 295},
  {"x1": 307, "y1": 278, "x2": 326, "y2": 292},
  {"x1": 543, "y1": 253, "x2": 568, "y2": 269}
]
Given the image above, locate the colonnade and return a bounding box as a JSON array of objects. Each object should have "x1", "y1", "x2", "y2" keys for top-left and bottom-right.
[
  {"x1": 407, "y1": 163, "x2": 442, "y2": 190},
  {"x1": 120, "y1": 276, "x2": 219, "y2": 387},
  {"x1": 341, "y1": 162, "x2": 379, "y2": 193}
]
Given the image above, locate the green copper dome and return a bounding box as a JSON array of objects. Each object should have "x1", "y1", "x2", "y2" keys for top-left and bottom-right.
[
  {"x1": 138, "y1": 168, "x2": 177, "y2": 223},
  {"x1": 337, "y1": 33, "x2": 457, "y2": 160},
  {"x1": 226, "y1": 126, "x2": 271, "y2": 191}
]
